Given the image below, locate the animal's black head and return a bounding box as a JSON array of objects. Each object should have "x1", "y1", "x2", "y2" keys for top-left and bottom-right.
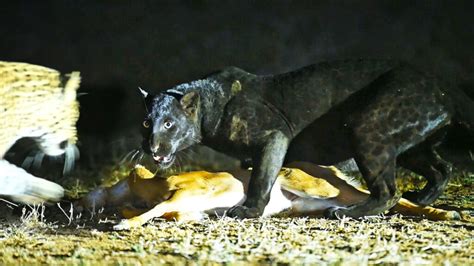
[{"x1": 139, "y1": 87, "x2": 201, "y2": 168}]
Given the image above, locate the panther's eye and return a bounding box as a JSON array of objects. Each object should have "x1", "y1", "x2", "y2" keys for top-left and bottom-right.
[
  {"x1": 163, "y1": 121, "x2": 174, "y2": 129},
  {"x1": 143, "y1": 120, "x2": 150, "y2": 128}
]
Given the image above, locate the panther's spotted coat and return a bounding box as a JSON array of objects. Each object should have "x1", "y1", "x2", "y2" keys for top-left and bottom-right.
[{"x1": 140, "y1": 59, "x2": 474, "y2": 219}]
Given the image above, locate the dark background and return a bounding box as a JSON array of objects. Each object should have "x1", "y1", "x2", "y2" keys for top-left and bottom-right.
[{"x1": 2, "y1": 0, "x2": 473, "y2": 171}]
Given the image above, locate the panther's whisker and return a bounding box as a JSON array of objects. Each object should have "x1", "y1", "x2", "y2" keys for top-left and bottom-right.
[
  {"x1": 137, "y1": 152, "x2": 145, "y2": 164},
  {"x1": 132, "y1": 149, "x2": 144, "y2": 166},
  {"x1": 120, "y1": 148, "x2": 140, "y2": 165},
  {"x1": 152, "y1": 165, "x2": 161, "y2": 176},
  {"x1": 119, "y1": 149, "x2": 136, "y2": 164}
]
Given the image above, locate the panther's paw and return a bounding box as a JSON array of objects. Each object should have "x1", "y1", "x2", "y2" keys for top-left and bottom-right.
[
  {"x1": 324, "y1": 206, "x2": 348, "y2": 219},
  {"x1": 402, "y1": 191, "x2": 435, "y2": 206},
  {"x1": 227, "y1": 206, "x2": 261, "y2": 219}
]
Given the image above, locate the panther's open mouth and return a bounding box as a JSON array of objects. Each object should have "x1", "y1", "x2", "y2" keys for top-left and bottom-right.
[{"x1": 152, "y1": 154, "x2": 175, "y2": 168}]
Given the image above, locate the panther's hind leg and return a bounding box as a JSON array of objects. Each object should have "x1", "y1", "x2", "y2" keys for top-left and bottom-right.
[
  {"x1": 326, "y1": 67, "x2": 451, "y2": 218},
  {"x1": 398, "y1": 145, "x2": 452, "y2": 206},
  {"x1": 326, "y1": 142, "x2": 402, "y2": 218},
  {"x1": 325, "y1": 95, "x2": 405, "y2": 218}
]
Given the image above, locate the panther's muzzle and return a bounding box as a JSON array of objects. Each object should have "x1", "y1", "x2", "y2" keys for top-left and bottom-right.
[{"x1": 152, "y1": 153, "x2": 175, "y2": 168}]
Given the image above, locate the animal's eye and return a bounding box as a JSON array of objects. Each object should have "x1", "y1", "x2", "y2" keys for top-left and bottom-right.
[
  {"x1": 163, "y1": 121, "x2": 174, "y2": 129},
  {"x1": 143, "y1": 120, "x2": 150, "y2": 128}
]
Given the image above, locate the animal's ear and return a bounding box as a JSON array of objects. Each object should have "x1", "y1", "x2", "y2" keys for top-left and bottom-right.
[
  {"x1": 138, "y1": 87, "x2": 152, "y2": 113},
  {"x1": 138, "y1": 87, "x2": 149, "y2": 99},
  {"x1": 180, "y1": 91, "x2": 200, "y2": 119}
]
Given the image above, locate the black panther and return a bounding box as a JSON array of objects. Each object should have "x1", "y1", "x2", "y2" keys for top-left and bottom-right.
[{"x1": 138, "y1": 59, "x2": 474, "y2": 219}]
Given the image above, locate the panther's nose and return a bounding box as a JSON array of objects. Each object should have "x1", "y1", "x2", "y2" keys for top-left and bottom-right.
[{"x1": 150, "y1": 142, "x2": 160, "y2": 153}]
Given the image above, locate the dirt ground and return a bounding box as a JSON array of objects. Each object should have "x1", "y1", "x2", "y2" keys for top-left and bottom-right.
[{"x1": 0, "y1": 169, "x2": 472, "y2": 265}]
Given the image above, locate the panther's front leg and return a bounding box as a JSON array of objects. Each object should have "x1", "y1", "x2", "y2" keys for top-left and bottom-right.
[{"x1": 228, "y1": 131, "x2": 289, "y2": 218}]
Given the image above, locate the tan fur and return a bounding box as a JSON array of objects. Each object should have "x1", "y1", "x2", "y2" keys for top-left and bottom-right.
[
  {"x1": 77, "y1": 163, "x2": 461, "y2": 230},
  {"x1": 132, "y1": 164, "x2": 155, "y2": 179},
  {"x1": 391, "y1": 198, "x2": 460, "y2": 220},
  {"x1": 278, "y1": 168, "x2": 340, "y2": 198},
  {"x1": 112, "y1": 166, "x2": 244, "y2": 230}
]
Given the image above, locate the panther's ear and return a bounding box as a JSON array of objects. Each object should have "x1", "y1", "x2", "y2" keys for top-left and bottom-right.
[
  {"x1": 138, "y1": 87, "x2": 149, "y2": 99},
  {"x1": 180, "y1": 91, "x2": 200, "y2": 119},
  {"x1": 138, "y1": 87, "x2": 151, "y2": 112}
]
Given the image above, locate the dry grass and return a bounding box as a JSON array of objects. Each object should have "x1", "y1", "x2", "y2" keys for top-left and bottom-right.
[{"x1": 0, "y1": 170, "x2": 472, "y2": 265}]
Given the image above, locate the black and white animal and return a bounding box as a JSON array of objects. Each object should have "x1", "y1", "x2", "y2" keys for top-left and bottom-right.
[{"x1": 0, "y1": 61, "x2": 80, "y2": 204}]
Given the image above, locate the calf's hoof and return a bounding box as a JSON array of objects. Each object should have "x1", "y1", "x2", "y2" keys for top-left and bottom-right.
[
  {"x1": 113, "y1": 216, "x2": 145, "y2": 231},
  {"x1": 113, "y1": 220, "x2": 132, "y2": 231}
]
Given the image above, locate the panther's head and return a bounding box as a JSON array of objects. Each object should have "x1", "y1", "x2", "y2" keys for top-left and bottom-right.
[{"x1": 139, "y1": 87, "x2": 201, "y2": 169}]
